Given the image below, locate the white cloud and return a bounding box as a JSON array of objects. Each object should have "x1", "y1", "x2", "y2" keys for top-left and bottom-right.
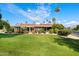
[
  {"x1": 3, "y1": 4, "x2": 79, "y2": 26},
  {"x1": 64, "y1": 21, "x2": 79, "y2": 27},
  {"x1": 6, "y1": 4, "x2": 52, "y2": 24},
  {"x1": 27, "y1": 9, "x2": 31, "y2": 12}
]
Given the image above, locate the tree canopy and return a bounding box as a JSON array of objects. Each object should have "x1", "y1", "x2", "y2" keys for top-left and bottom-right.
[
  {"x1": 52, "y1": 24, "x2": 65, "y2": 33},
  {"x1": 73, "y1": 25, "x2": 79, "y2": 31},
  {"x1": 54, "y1": 6, "x2": 60, "y2": 13},
  {"x1": 0, "y1": 13, "x2": 2, "y2": 19},
  {"x1": 52, "y1": 24, "x2": 64, "y2": 30},
  {"x1": 0, "y1": 19, "x2": 11, "y2": 31}
]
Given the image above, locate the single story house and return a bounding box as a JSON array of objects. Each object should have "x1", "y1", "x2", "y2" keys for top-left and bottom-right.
[{"x1": 14, "y1": 24, "x2": 52, "y2": 33}]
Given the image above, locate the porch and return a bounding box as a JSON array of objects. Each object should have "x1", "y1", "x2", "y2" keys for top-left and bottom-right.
[{"x1": 14, "y1": 24, "x2": 52, "y2": 34}]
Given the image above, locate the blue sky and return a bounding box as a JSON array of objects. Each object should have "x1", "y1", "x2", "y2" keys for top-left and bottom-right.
[{"x1": 0, "y1": 3, "x2": 79, "y2": 27}]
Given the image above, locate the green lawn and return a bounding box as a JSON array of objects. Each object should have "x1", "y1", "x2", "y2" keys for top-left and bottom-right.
[{"x1": 0, "y1": 34, "x2": 79, "y2": 56}]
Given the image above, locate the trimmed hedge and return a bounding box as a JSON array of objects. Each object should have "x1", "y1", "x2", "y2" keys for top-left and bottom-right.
[{"x1": 58, "y1": 29, "x2": 71, "y2": 36}]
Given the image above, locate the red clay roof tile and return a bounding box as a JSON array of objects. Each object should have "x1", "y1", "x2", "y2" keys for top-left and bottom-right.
[{"x1": 16, "y1": 24, "x2": 52, "y2": 27}]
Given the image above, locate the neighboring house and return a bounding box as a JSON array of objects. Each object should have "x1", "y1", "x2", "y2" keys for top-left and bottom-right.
[{"x1": 14, "y1": 24, "x2": 52, "y2": 33}]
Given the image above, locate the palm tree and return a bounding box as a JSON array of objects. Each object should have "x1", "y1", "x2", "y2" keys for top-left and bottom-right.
[
  {"x1": 52, "y1": 4, "x2": 60, "y2": 33},
  {"x1": 25, "y1": 21, "x2": 28, "y2": 24},
  {"x1": 48, "y1": 20, "x2": 51, "y2": 24},
  {"x1": 33, "y1": 21, "x2": 36, "y2": 24},
  {"x1": 46, "y1": 19, "x2": 49, "y2": 24},
  {"x1": 0, "y1": 13, "x2": 2, "y2": 20},
  {"x1": 54, "y1": 6, "x2": 60, "y2": 13},
  {"x1": 52, "y1": 17, "x2": 57, "y2": 33},
  {"x1": 52, "y1": 17, "x2": 56, "y2": 24},
  {"x1": 45, "y1": 19, "x2": 49, "y2": 33}
]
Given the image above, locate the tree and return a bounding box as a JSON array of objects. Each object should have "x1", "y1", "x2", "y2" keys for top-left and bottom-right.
[
  {"x1": 52, "y1": 24, "x2": 64, "y2": 30},
  {"x1": 0, "y1": 20, "x2": 3, "y2": 29},
  {"x1": 46, "y1": 19, "x2": 49, "y2": 32},
  {"x1": 33, "y1": 21, "x2": 36, "y2": 24},
  {"x1": 51, "y1": 17, "x2": 57, "y2": 33},
  {"x1": 52, "y1": 24, "x2": 65, "y2": 33},
  {"x1": 0, "y1": 9, "x2": 2, "y2": 20},
  {"x1": 25, "y1": 21, "x2": 28, "y2": 24},
  {"x1": 73, "y1": 25, "x2": 79, "y2": 31},
  {"x1": 58, "y1": 29, "x2": 72, "y2": 36},
  {"x1": 54, "y1": 6, "x2": 60, "y2": 13},
  {"x1": 48, "y1": 20, "x2": 51, "y2": 24},
  {"x1": 0, "y1": 19, "x2": 10, "y2": 31},
  {"x1": 52, "y1": 17, "x2": 56, "y2": 24},
  {"x1": 43, "y1": 21, "x2": 45, "y2": 24},
  {"x1": 0, "y1": 13, "x2": 3, "y2": 29},
  {"x1": 46, "y1": 19, "x2": 49, "y2": 24},
  {"x1": 76, "y1": 25, "x2": 79, "y2": 30},
  {"x1": 51, "y1": 5, "x2": 61, "y2": 33},
  {"x1": 2, "y1": 20, "x2": 11, "y2": 31},
  {"x1": 0, "y1": 12, "x2": 11, "y2": 32},
  {"x1": 0, "y1": 13, "x2": 2, "y2": 20},
  {"x1": 53, "y1": 6, "x2": 60, "y2": 24}
]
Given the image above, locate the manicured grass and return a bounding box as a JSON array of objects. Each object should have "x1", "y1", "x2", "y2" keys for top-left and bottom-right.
[{"x1": 0, "y1": 34, "x2": 79, "y2": 56}]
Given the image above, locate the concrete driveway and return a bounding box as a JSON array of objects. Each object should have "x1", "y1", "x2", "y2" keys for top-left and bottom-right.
[{"x1": 67, "y1": 32, "x2": 79, "y2": 39}]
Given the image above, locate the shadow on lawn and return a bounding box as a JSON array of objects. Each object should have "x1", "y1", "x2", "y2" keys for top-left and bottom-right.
[
  {"x1": 54, "y1": 36, "x2": 79, "y2": 52},
  {"x1": 0, "y1": 33, "x2": 20, "y2": 39}
]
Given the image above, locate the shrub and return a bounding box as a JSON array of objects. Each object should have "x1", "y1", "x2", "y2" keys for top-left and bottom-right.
[
  {"x1": 49, "y1": 29, "x2": 53, "y2": 34},
  {"x1": 52, "y1": 24, "x2": 64, "y2": 30},
  {"x1": 39, "y1": 29, "x2": 45, "y2": 33},
  {"x1": 52, "y1": 24, "x2": 65, "y2": 33},
  {"x1": 54, "y1": 28, "x2": 59, "y2": 33},
  {"x1": 0, "y1": 19, "x2": 11, "y2": 31},
  {"x1": 58, "y1": 29, "x2": 72, "y2": 36},
  {"x1": 0, "y1": 25, "x2": 3, "y2": 29}
]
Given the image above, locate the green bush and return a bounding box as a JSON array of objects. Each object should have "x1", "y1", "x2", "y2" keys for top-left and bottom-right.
[
  {"x1": 49, "y1": 29, "x2": 53, "y2": 34},
  {"x1": 58, "y1": 29, "x2": 72, "y2": 36},
  {"x1": 0, "y1": 19, "x2": 11, "y2": 31},
  {"x1": 52, "y1": 24, "x2": 64, "y2": 30},
  {"x1": 39, "y1": 29, "x2": 45, "y2": 33},
  {"x1": 0, "y1": 25, "x2": 3, "y2": 29},
  {"x1": 52, "y1": 24, "x2": 65, "y2": 33}
]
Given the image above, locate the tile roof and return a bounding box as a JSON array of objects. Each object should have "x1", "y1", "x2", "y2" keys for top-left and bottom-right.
[{"x1": 16, "y1": 24, "x2": 52, "y2": 27}]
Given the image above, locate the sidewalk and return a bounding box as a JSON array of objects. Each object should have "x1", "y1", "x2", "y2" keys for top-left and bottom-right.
[{"x1": 67, "y1": 35, "x2": 79, "y2": 40}]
